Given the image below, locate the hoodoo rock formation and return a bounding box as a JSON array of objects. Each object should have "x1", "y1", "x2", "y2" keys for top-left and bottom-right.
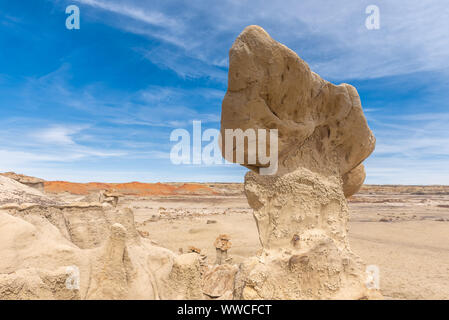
[
  {"x1": 221, "y1": 26, "x2": 379, "y2": 299},
  {"x1": 0, "y1": 25, "x2": 382, "y2": 300}
]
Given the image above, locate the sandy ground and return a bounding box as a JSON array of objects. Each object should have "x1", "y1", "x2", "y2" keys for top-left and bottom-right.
[
  {"x1": 4, "y1": 173, "x2": 447, "y2": 300},
  {"x1": 122, "y1": 190, "x2": 449, "y2": 300}
]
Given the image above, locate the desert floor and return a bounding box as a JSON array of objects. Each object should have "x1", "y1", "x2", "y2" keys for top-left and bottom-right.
[{"x1": 121, "y1": 187, "x2": 449, "y2": 300}]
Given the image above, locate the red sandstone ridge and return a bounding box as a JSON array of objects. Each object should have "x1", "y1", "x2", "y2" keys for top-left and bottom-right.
[
  {"x1": 0, "y1": 172, "x2": 244, "y2": 196},
  {"x1": 43, "y1": 181, "x2": 218, "y2": 196}
]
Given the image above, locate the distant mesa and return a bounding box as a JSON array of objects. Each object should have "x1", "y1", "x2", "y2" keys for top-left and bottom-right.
[
  {"x1": 0, "y1": 172, "x2": 247, "y2": 198},
  {"x1": 43, "y1": 181, "x2": 219, "y2": 196}
]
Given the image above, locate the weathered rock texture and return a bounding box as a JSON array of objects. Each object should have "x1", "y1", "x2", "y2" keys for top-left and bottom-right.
[
  {"x1": 202, "y1": 264, "x2": 238, "y2": 299},
  {"x1": 0, "y1": 176, "x2": 203, "y2": 300},
  {"x1": 342, "y1": 164, "x2": 367, "y2": 198},
  {"x1": 221, "y1": 26, "x2": 378, "y2": 299},
  {"x1": 0, "y1": 172, "x2": 45, "y2": 191},
  {"x1": 0, "y1": 175, "x2": 58, "y2": 206}
]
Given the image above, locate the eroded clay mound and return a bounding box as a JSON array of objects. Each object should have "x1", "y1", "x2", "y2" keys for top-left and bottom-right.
[
  {"x1": 0, "y1": 199, "x2": 203, "y2": 300},
  {"x1": 0, "y1": 175, "x2": 59, "y2": 206},
  {"x1": 0, "y1": 172, "x2": 45, "y2": 191},
  {"x1": 0, "y1": 175, "x2": 237, "y2": 300}
]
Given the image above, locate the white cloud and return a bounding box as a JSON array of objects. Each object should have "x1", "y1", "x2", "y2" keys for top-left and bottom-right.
[
  {"x1": 73, "y1": 0, "x2": 449, "y2": 81},
  {"x1": 137, "y1": 46, "x2": 227, "y2": 81},
  {"x1": 365, "y1": 157, "x2": 449, "y2": 185},
  {"x1": 76, "y1": 0, "x2": 180, "y2": 29},
  {"x1": 365, "y1": 108, "x2": 449, "y2": 184},
  {"x1": 3, "y1": 1, "x2": 447, "y2": 184},
  {"x1": 33, "y1": 126, "x2": 81, "y2": 145}
]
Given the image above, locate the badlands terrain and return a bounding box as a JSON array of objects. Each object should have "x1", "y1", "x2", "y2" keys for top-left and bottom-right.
[
  {"x1": 1, "y1": 27, "x2": 447, "y2": 300},
  {"x1": 1, "y1": 172, "x2": 448, "y2": 300},
  {"x1": 1, "y1": 26, "x2": 446, "y2": 300},
  {"x1": 116, "y1": 184, "x2": 449, "y2": 300}
]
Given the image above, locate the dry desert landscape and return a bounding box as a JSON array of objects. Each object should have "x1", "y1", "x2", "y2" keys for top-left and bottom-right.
[
  {"x1": 1, "y1": 26, "x2": 448, "y2": 301},
  {"x1": 1, "y1": 172, "x2": 448, "y2": 300}
]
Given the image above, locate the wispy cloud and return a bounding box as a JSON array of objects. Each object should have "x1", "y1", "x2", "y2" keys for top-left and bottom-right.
[
  {"x1": 76, "y1": 0, "x2": 180, "y2": 29},
  {"x1": 0, "y1": 62, "x2": 224, "y2": 180},
  {"x1": 365, "y1": 157, "x2": 449, "y2": 185},
  {"x1": 33, "y1": 126, "x2": 82, "y2": 145},
  {"x1": 5, "y1": 64, "x2": 222, "y2": 128},
  {"x1": 366, "y1": 107, "x2": 449, "y2": 184},
  {"x1": 74, "y1": 0, "x2": 189, "y2": 48},
  {"x1": 138, "y1": 47, "x2": 228, "y2": 81},
  {"x1": 72, "y1": 0, "x2": 449, "y2": 81},
  {"x1": 1, "y1": 1, "x2": 448, "y2": 184}
]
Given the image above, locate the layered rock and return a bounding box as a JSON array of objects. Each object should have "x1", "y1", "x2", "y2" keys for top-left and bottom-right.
[
  {"x1": 0, "y1": 172, "x2": 45, "y2": 191},
  {"x1": 221, "y1": 26, "x2": 378, "y2": 299},
  {"x1": 0, "y1": 176, "x2": 203, "y2": 300},
  {"x1": 0, "y1": 175, "x2": 58, "y2": 206},
  {"x1": 202, "y1": 264, "x2": 238, "y2": 299}
]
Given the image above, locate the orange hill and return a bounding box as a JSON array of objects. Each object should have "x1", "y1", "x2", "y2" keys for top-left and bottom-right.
[{"x1": 44, "y1": 181, "x2": 218, "y2": 196}]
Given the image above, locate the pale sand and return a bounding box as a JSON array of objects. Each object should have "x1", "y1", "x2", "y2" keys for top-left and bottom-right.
[{"x1": 126, "y1": 190, "x2": 449, "y2": 300}]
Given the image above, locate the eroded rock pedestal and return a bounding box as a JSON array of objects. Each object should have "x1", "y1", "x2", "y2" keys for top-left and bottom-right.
[{"x1": 221, "y1": 26, "x2": 379, "y2": 299}]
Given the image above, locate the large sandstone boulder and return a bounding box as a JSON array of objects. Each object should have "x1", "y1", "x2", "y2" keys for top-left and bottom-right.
[{"x1": 221, "y1": 26, "x2": 378, "y2": 299}]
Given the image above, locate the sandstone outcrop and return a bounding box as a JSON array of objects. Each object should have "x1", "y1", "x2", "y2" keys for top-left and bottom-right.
[
  {"x1": 0, "y1": 172, "x2": 45, "y2": 191},
  {"x1": 221, "y1": 26, "x2": 378, "y2": 299},
  {"x1": 202, "y1": 264, "x2": 238, "y2": 299},
  {"x1": 99, "y1": 190, "x2": 120, "y2": 207},
  {"x1": 0, "y1": 175, "x2": 58, "y2": 206},
  {"x1": 342, "y1": 164, "x2": 367, "y2": 198},
  {"x1": 0, "y1": 175, "x2": 203, "y2": 300}
]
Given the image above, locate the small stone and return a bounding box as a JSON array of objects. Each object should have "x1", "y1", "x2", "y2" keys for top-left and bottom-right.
[{"x1": 187, "y1": 246, "x2": 201, "y2": 254}]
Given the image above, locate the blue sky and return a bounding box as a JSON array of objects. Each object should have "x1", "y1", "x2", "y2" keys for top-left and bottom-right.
[{"x1": 0, "y1": 0, "x2": 448, "y2": 184}]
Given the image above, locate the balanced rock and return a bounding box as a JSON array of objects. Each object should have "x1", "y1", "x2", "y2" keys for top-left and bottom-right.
[{"x1": 221, "y1": 26, "x2": 378, "y2": 299}]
